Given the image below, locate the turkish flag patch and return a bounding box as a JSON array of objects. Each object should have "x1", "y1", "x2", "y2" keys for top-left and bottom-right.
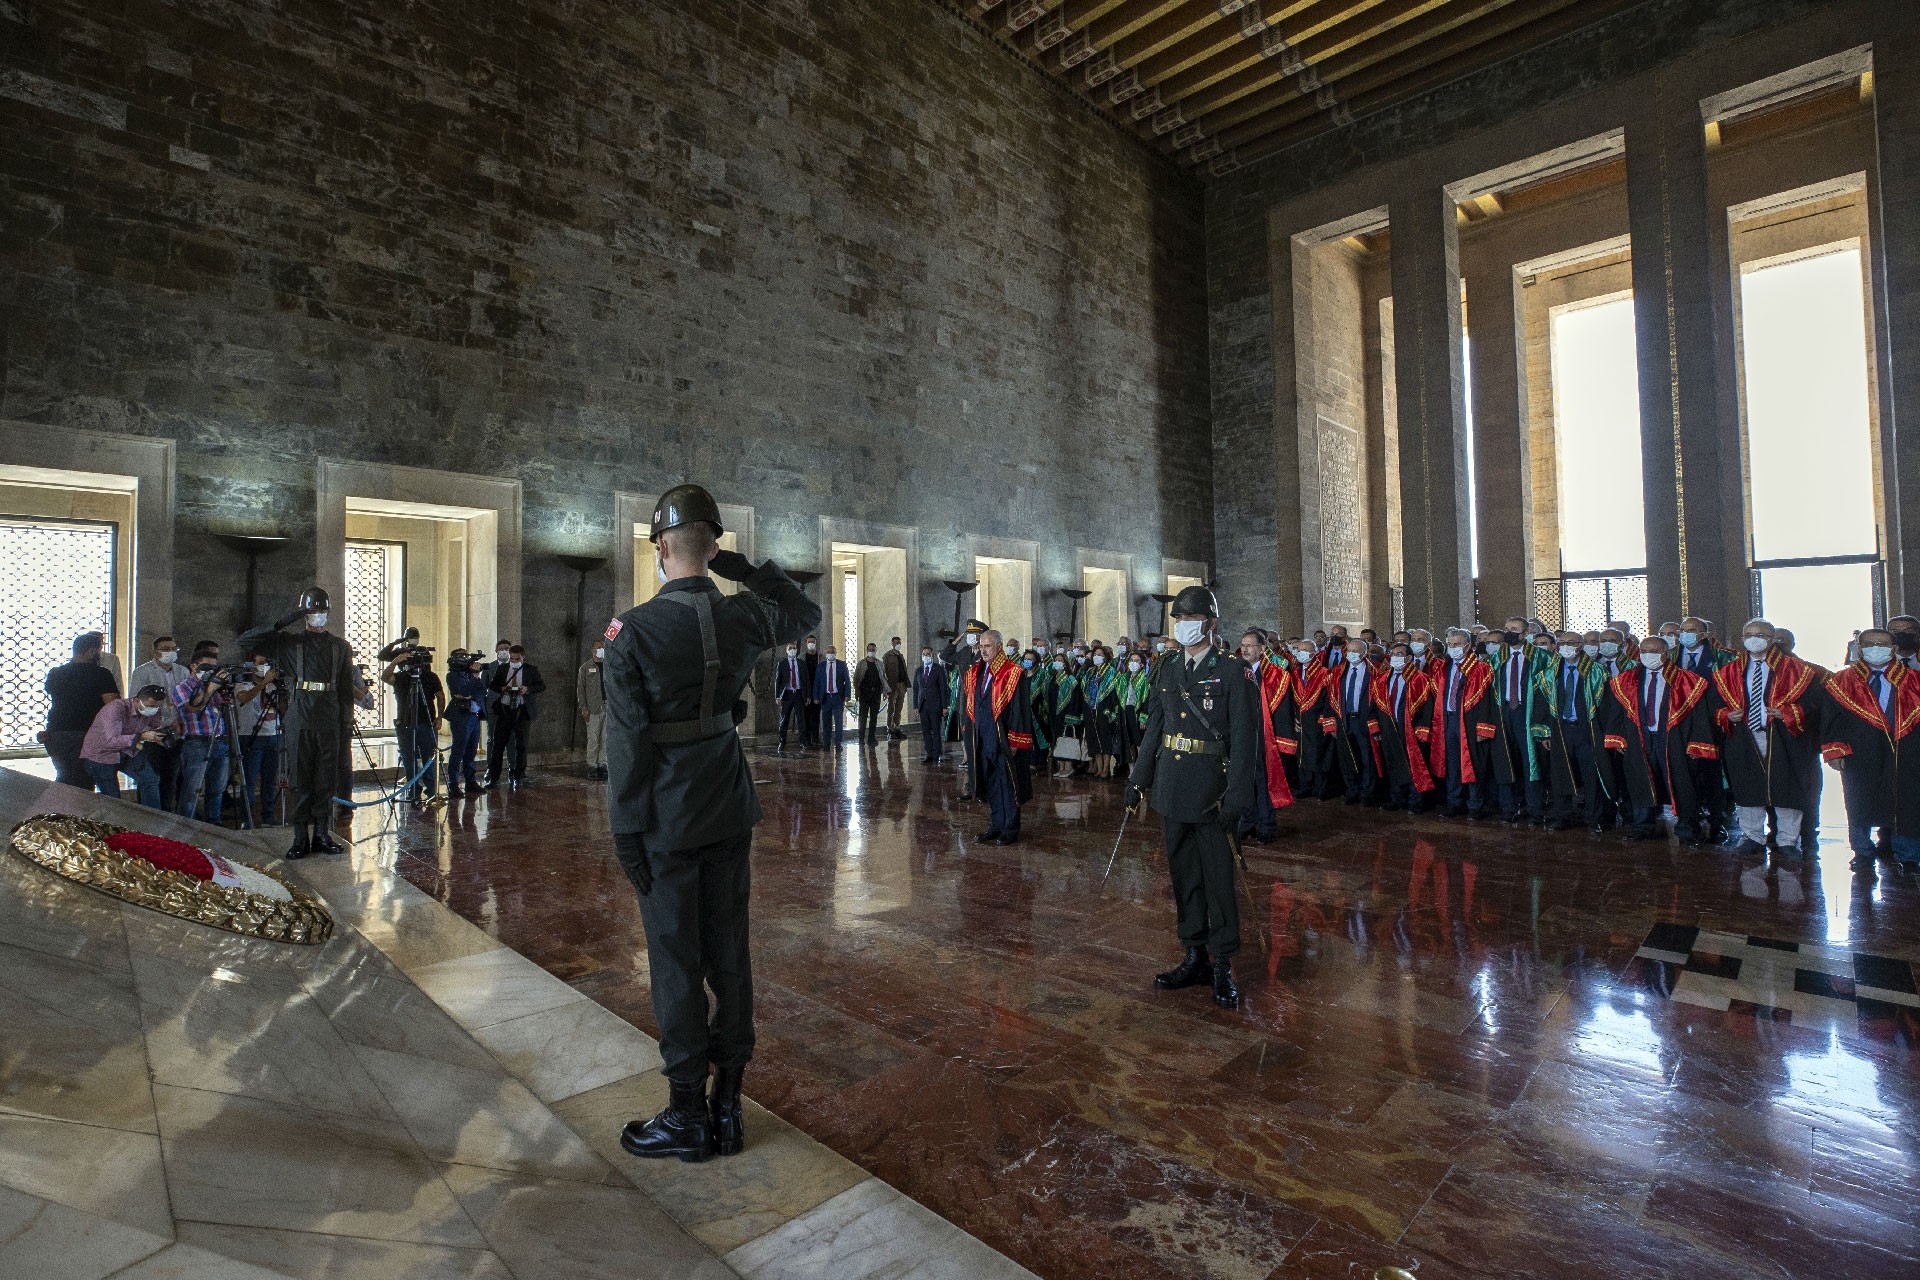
[{"x1": 604, "y1": 618, "x2": 623, "y2": 641}]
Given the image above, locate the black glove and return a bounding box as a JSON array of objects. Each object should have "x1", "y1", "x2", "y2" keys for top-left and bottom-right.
[
  {"x1": 1125, "y1": 783, "x2": 1145, "y2": 814},
  {"x1": 274, "y1": 609, "x2": 305, "y2": 630},
  {"x1": 1218, "y1": 804, "x2": 1248, "y2": 831},
  {"x1": 708, "y1": 549, "x2": 754, "y2": 582},
  {"x1": 612, "y1": 832, "x2": 651, "y2": 896}
]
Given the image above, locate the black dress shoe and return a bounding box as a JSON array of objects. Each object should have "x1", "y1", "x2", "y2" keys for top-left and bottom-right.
[
  {"x1": 1729, "y1": 838, "x2": 1767, "y2": 856},
  {"x1": 976, "y1": 829, "x2": 1002, "y2": 842},
  {"x1": 710, "y1": 1066, "x2": 745, "y2": 1157},
  {"x1": 1587, "y1": 824, "x2": 1606, "y2": 835},
  {"x1": 992, "y1": 832, "x2": 1020, "y2": 846},
  {"x1": 446, "y1": 784, "x2": 464, "y2": 799},
  {"x1": 309, "y1": 826, "x2": 344, "y2": 855},
  {"x1": 1154, "y1": 947, "x2": 1212, "y2": 990},
  {"x1": 1548, "y1": 818, "x2": 1577, "y2": 832},
  {"x1": 1212, "y1": 961, "x2": 1240, "y2": 1009},
  {"x1": 284, "y1": 823, "x2": 310, "y2": 860},
  {"x1": 1623, "y1": 824, "x2": 1660, "y2": 841},
  {"x1": 620, "y1": 1079, "x2": 715, "y2": 1163}
]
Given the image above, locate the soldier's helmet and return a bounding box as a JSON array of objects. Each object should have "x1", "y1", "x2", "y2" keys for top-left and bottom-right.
[
  {"x1": 1170, "y1": 584, "x2": 1218, "y2": 618},
  {"x1": 298, "y1": 586, "x2": 331, "y2": 613},
  {"x1": 650, "y1": 484, "x2": 724, "y2": 543}
]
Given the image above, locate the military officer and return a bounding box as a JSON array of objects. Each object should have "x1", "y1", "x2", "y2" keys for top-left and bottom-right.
[
  {"x1": 604, "y1": 485, "x2": 819, "y2": 1164},
  {"x1": 239, "y1": 588, "x2": 354, "y2": 859},
  {"x1": 1126, "y1": 585, "x2": 1261, "y2": 1010}
]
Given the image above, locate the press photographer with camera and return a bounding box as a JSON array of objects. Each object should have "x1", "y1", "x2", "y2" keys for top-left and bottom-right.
[
  {"x1": 171, "y1": 641, "x2": 235, "y2": 823},
  {"x1": 234, "y1": 650, "x2": 287, "y2": 824},
  {"x1": 129, "y1": 635, "x2": 189, "y2": 808},
  {"x1": 486, "y1": 644, "x2": 544, "y2": 790},
  {"x1": 445, "y1": 649, "x2": 488, "y2": 797},
  {"x1": 380, "y1": 629, "x2": 445, "y2": 806},
  {"x1": 79, "y1": 684, "x2": 171, "y2": 808},
  {"x1": 238, "y1": 587, "x2": 356, "y2": 858}
]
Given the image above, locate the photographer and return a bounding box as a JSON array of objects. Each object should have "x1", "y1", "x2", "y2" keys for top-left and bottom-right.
[
  {"x1": 42, "y1": 630, "x2": 121, "y2": 788},
  {"x1": 234, "y1": 651, "x2": 286, "y2": 824},
  {"x1": 171, "y1": 643, "x2": 234, "y2": 824},
  {"x1": 445, "y1": 650, "x2": 488, "y2": 797},
  {"x1": 79, "y1": 684, "x2": 170, "y2": 807},
  {"x1": 129, "y1": 635, "x2": 189, "y2": 808},
  {"x1": 382, "y1": 641, "x2": 445, "y2": 805},
  {"x1": 486, "y1": 644, "x2": 544, "y2": 790}
]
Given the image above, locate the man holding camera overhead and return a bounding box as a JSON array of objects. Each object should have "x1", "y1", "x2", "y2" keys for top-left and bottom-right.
[
  {"x1": 239, "y1": 587, "x2": 356, "y2": 858},
  {"x1": 172, "y1": 641, "x2": 234, "y2": 824},
  {"x1": 382, "y1": 633, "x2": 446, "y2": 806}
]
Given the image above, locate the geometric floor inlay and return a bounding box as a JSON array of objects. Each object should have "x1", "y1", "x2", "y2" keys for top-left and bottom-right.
[{"x1": 1625, "y1": 922, "x2": 1920, "y2": 1046}]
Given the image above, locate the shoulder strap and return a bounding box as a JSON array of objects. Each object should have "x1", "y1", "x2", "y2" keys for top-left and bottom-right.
[{"x1": 649, "y1": 589, "x2": 732, "y2": 743}]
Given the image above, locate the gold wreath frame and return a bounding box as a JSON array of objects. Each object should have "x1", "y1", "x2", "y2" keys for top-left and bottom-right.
[{"x1": 8, "y1": 814, "x2": 335, "y2": 945}]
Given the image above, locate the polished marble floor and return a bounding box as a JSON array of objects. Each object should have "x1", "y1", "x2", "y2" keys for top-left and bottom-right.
[
  {"x1": 369, "y1": 742, "x2": 1920, "y2": 1280},
  {"x1": 0, "y1": 768, "x2": 1033, "y2": 1280}
]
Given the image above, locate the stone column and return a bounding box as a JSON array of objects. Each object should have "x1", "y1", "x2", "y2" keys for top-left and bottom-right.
[
  {"x1": 1387, "y1": 186, "x2": 1474, "y2": 627},
  {"x1": 1462, "y1": 249, "x2": 1531, "y2": 625},
  {"x1": 1626, "y1": 80, "x2": 1731, "y2": 628},
  {"x1": 1873, "y1": 21, "x2": 1920, "y2": 613}
]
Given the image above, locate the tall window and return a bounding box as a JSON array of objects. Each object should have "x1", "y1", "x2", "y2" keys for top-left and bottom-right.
[
  {"x1": 345, "y1": 540, "x2": 405, "y2": 731},
  {"x1": 0, "y1": 519, "x2": 115, "y2": 751},
  {"x1": 1739, "y1": 245, "x2": 1878, "y2": 667},
  {"x1": 841, "y1": 568, "x2": 861, "y2": 660},
  {"x1": 1550, "y1": 294, "x2": 1646, "y2": 573}
]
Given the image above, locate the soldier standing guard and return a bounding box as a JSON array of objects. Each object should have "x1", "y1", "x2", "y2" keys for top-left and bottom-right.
[
  {"x1": 239, "y1": 588, "x2": 354, "y2": 859},
  {"x1": 1127, "y1": 585, "x2": 1260, "y2": 1010},
  {"x1": 603, "y1": 484, "x2": 819, "y2": 1163}
]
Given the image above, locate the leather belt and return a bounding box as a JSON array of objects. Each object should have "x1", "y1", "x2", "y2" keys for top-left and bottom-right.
[
  {"x1": 297, "y1": 681, "x2": 332, "y2": 692},
  {"x1": 1163, "y1": 733, "x2": 1220, "y2": 755}
]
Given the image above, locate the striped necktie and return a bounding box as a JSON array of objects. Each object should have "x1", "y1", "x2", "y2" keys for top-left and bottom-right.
[{"x1": 1747, "y1": 661, "x2": 1766, "y2": 732}]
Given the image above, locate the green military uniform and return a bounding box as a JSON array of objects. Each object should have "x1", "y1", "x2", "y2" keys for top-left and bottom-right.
[
  {"x1": 239, "y1": 588, "x2": 354, "y2": 858},
  {"x1": 1129, "y1": 597, "x2": 1261, "y2": 1008},
  {"x1": 606, "y1": 486, "x2": 818, "y2": 1165}
]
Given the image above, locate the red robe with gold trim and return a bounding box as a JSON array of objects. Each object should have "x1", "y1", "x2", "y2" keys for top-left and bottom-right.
[
  {"x1": 1708, "y1": 650, "x2": 1824, "y2": 808},
  {"x1": 1368, "y1": 667, "x2": 1434, "y2": 793},
  {"x1": 1254, "y1": 660, "x2": 1296, "y2": 810},
  {"x1": 1600, "y1": 665, "x2": 1716, "y2": 819},
  {"x1": 1423, "y1": 655, "x2": 1497, "y2": 786},
  {"x1": 1820, "y1": 661, "x2": 1920, "y2": 833},
  {"x1": 1288, "y1": 655, "x2": 1336, "y2": 781},
  {"x1": 961, "y1": 654, "x2": 1034, "y2": 805}
]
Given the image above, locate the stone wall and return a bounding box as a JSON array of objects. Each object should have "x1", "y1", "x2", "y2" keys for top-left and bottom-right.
[{"x1": 0, "y1": 0, "x2": 1213, "y2": 753}]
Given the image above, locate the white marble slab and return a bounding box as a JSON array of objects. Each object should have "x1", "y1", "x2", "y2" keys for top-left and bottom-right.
[
  {"x1": 724, "y1": 1178, "x2": 1038, "y2": 1280},
  {"x1": 411, "y1": 947, "x2": 587, "y2": 1031},
  {"x1": 467, "y1": 999, "x2": 663, "y2": 1103},
  {"x1": 108, "y1": 1240, "x2": 295, "y2": 1279},
  {"x1": 0, "y1": 1114, "x2": 173, "y2": 1239},
  {"x1": 176, "y1": 1222, "x2": 516, "y2": 1280},
  {"x1": 0, "y1": 1184, "x2": 171, "y2": 1280}
]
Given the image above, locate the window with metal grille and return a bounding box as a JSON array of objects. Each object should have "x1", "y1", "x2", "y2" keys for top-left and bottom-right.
[
  {"x1": 344, "y1": 540, "x2": 405, "y2": 732},
  {"x1": 0, "y1": 518, "x2": 117, "y2": 752},
  {"x1": 842, "y1": 569, "x2": 861, "y2": 661}
]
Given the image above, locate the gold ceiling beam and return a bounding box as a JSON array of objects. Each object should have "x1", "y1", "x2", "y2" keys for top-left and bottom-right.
[
  {"x1": 1155, "y1": 0, "x2": 1441, "y2": 110},
  {"x1": 1135, "y1": 0, "x2": 1386, "y2": 92}
]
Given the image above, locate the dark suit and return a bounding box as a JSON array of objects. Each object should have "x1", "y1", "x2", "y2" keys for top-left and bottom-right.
[
  {"x1": 812, "y1": 658, "x2": 851, "y2": 747},
  {"x1": 912, "y1": 659, "x2": 950, "y2": 762},
  {"x1": 486, "y1": 661, "x2": 545, "y2": 784},
  {"x1": 799, "y1": 651, "x2": 822, "y2": 746},
  {"x1": 773, "y1": 652, "x2": 807, "y2": 750},
  {"x1": 1129, "y1": 649, "x2": 1260, "y2": 961},
  {"x1": 603, "y1": 566, "x2": 818, "y2": 1083}
]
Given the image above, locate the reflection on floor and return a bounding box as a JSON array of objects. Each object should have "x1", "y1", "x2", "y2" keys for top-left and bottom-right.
[
  {"x1": 0, "y1": 768, "x2": 1033, "y2": 1279},
  {"x1": 371, "y1": 743, "x2": 1919, "y2": 1280}
]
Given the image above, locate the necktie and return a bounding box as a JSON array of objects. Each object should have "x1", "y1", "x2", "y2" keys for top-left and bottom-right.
[
  {"x1": 1392, "y1": 676, "x2": 1404, "y2": 719},
  {"x1": 1874, "y1": 671, "x2": 1891, "y2": 717},
  {"x1": 1747, "y1": 661, "x2": 1765, "y2": 732},
  {"x1": 1448, "y1": 669, "x2": 1460, "y2": 714},
  {"x1": 1642, "y1": 674, "x2": 1657, "y2": 729},
  {"x1": 1564, "y1": 666, "x2": 1578, "y2": 721},
  {"x1": 1509, "y1": 657, "x2": 1520, "y2": 704},
  {"x1": 829, "y1": 664, "x2": 837, "y2": 695}
]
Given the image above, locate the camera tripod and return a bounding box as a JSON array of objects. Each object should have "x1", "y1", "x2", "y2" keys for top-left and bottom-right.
[{"x1": 340, "y1": 663, "x2": 446, "y2": 847}]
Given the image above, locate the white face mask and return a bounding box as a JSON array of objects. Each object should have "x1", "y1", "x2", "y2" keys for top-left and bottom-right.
[
  {"x1": 892, "y1": 643, "x2": 901, "y2": 651},
  {"x1": 1640, "y1": 653, "x2": 1664, "y2": 670},
  {"x1": 309, "y1": 612, "x2": 329, "y2": 628},
  {"x1": 509, "y1": 660, "x2": 523, "y2": 670},
  {"x1": 963, "y1": 635, "x2": 977, "y2": 648},
  {"x1": 1409, "y1": 640, "x2": 1427, "y2": 655},
  {"x1": 1677, "y1": 630, "x2": 1701, "y2": 649},
  {"x1": 1558, "y1": 644, "x2": 1578, "y2": 660},
  {"x1": 1035, "y1": 645, "x2": 1048, "y2": 656},
  {"x1": 593, "y1": 648, "x2": 604, "y2": 660},
  {"x1": 1155, "y1": 642, "x2": 1168, "y2": 654},
  {"x1": 826, "y1": 653, "x2": 836, "y2": 662},
  {"x1": 1348, "y1": 650, "x2": 1367, "y2": 664},
  {"x1": 1583, "y1": 644, "x2": 1600, "y2": 659},
  {"x1": 1389, "y1": 655, "x2": 1408, "y2": 671},
  {"x1": 159, "y1": 649, "x2": 179, "y2": 664},
  {"x1": 1293, "y1": 649, "x2": 1313, "y2": 663},
  {"x1": 806, "y1": 642, "x2": 817, "y2": 653},
  {"x1": 1052, "y1": 660, "x2": 1065, "y2": 671},
  {"x1": 1743, "y1": 635, "x2": 1770, "y2": 654},
  {"x1": 1092, "y1": 653, "x2": 1106, "y2": 666},
  {"x1": 866, "y1": 649, "x2": 876, "y2": 657},
  {"x1": 787, "y1": 648, "x2": 797, "y2": 657},
  {"x1": 1127, "y1": 661, "x2": 1142, "y2": 672},
  {"x1": 138, "y1": 703, "x2": 161, "y2": 717},
  {"x1": 1447, "y1": 644, "x2": 1466, "y2": 661},
  {"x1": 1864, "y1": 645, "x2": 1894, "y2": 666},
  {"x1": 255, "y1": 662, "x2": 270, "y2": 675},
  {"x1": 497, "y1": 650, "x2": 510, "y2": 661},
  {"x1": 1599, "y1": 641, "x2": 1620, "y2": 657},
  {"x1": 655, "y1": 560, "x2": 669, "y2": 585},
  {"x1": 922, "y1": 655, "x2": 933, "y2": 666},
  {"x1": 1172, "y1": 619, "x2": 1207, "y2": 647}
]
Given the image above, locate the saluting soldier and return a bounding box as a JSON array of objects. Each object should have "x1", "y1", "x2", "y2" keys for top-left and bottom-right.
[
  {"x1": 239, "y1": 587, "x2": 353, "y2": 859},
  {"x1": 1126, "y1": 586, "x2": 1261, "y2": 1010},
  {"x1": 603, "y1": 485, "x2": 819, "y2": 1164}
]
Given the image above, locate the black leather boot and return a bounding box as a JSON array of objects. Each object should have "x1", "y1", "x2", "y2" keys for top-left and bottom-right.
[
  {"x1": 1153, "y1": 947, "x2": 1212, "y2": 990},
  {"x1": 284, "y1": 823, "x2": 310, "y2": 860},
  {"x1": 620, "y1": 1079, "x2": 715, "y2": 1163},
  {"x1": 710, "y1": 1065, "x2": 745, "y2": 1157},
  {"x1": 1212, "y1": 960, "x2": 1240, "y2": 1009},
  {"x1": 310, "y1": 824, "x2": 344, "y2": 855}
]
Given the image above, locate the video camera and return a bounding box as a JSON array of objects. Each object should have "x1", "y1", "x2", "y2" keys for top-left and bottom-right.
[{"x1": 379, "y1": 628, "x2": 435, "y2": 676}]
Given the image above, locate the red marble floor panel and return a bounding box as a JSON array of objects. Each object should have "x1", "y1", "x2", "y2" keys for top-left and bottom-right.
[{"x1": 365, "y1": 744, "x2": 1920, "y2": 1279}]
